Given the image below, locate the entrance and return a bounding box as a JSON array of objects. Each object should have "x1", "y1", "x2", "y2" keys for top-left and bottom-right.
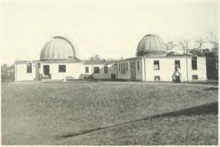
[
  {"x1": 130, "y1": 62, "x2": 136, "y2": 80},
  {"x1": 43, "y1": 65, "x2": 50, "y2": 76}
]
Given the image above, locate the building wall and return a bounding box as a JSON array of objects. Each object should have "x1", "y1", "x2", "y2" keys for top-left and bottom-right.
[
  {"x1": 143, "y1": 56, "x2": 207, "y2": 82},
  {"x1": 187, "y1": 57, "x2": 207, "y2": 81},
  {"x1": 117, "y1": 58, "x2": 143, "y2": 80},
  {"x1": 39, "y1": 62, "x2": 84, "y2": 80},
  {"x1": 117, "y1": 60, "x2": 131, "y2": 80},
  {"x1": 135, "y1": 58, "x2": 143, "y2": 80},
  {"x1": 83, "y1": 64, "x2": 117, "y2": 79},
  {"x1": 15, "y1": 63, "x2": 36, "y2": 81},
  {"x1": 15, "y1": 56, "x2": 207, "y2": 82}
]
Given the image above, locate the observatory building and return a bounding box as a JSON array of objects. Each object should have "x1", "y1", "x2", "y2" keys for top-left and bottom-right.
[
  {"x1": 117, "y1": 34, "x2": 207, "y2": 81},
  {"x1": 14, "y1": 35, "x2": 207, "y2": 82}
]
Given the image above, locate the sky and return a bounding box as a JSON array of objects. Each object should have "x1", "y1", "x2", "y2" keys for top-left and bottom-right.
[{"x1": 0, "y1": 0, "x2": 218, "y2": 65}]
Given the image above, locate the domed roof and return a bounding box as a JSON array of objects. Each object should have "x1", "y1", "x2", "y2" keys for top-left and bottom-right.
[
  {"x1": 40, "y1": 36, "x2": 76, "y2": 60},
  {"x1": 136, "y1": 34, "x2": 167, "y2": 56}
]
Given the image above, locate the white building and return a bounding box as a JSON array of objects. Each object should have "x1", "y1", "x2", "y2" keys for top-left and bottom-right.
[
  {"x1": 14, "y1": 36, "x2": 117, "y2": 81},
  {"x1": 14, "y1": 34, "x2": 207, "y2": 82},
  {"x1": 117, "y1": 34, "x2": 207, "y2": 82}
]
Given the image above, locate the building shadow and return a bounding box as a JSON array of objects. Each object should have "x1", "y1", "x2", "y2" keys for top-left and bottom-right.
[
  {"x1": 202, "y1": 87, "x2": 218, "y2": 91},
  {"x1": 149, "y1": 102, "x2": 218, "y2": 119},
  {"x1": 57, "y1": 101, "x2": 218, "y2": 139}
]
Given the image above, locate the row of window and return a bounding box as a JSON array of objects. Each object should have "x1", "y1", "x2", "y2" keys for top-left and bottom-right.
[
  {"x1": 154, "y1": 57, "x2": 197, "y2": 70},
  {"x1": 118, "y1": 61, "x2": 141, "y2": 73},
  {"x1": 27, "y1": 64, "x2": 66, "y2": 73},
  {"x1": 85, "y1": 66, "x2": 108, "y2": 74},
  {"x1": 154, "y1": 75, "x2": 198, "y2": 81},
  {"x1": 26, "y1": 58, "x2": 198, "y2": 73},
  {"x1": 118, "y1": 62, "x2": 129, "y2": 73},
  {"x1": 118, "y1": 58, "x2": 197, "y2": 72}
]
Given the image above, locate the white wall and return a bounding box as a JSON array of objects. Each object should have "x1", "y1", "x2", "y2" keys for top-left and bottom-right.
[
  {"x1": 117, "y1": 61, "x2": 131, "y2": 80},
  {"x1": 15, "y1": 57, "x2": 207, "y2": 82},
  {"x1": 143, "y1": 56, "x2": 207, "y2": 82},
  {"x1": 82, "y1": 64, "x2": 117, "y2": 79},
  {"x1": 15, "y1": 63, "x2": 36, "y2": 81},
  {"x1": 39, "y1": 62, "x2": 84, "y2": 80},
  {"x1": 117, "y1": 58, "x2": 143, "y2": 80},
  {"x1": 188, "y1": 57, "x2": 207, "y2": 81}
]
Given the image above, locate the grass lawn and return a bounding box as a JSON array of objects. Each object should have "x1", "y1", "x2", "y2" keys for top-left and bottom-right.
[{"x1": 1, "y1": 81, "x2": 218, "y2": 145}]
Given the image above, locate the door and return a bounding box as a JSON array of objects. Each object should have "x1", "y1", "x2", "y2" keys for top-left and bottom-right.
[
  {"x1": 43, "y1": 65, "x2": 50, "y2": 76},
  {"x1": 174, "y1": 60, "x2": 181, "y2": 82},
  {"x1": 130, "y1": 62, "x2": 136, "y2": 80}
]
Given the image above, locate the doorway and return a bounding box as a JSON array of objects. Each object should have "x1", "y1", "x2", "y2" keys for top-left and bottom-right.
[{"x1": 43, "y1": 65, "x2": 50, "y2": 76}]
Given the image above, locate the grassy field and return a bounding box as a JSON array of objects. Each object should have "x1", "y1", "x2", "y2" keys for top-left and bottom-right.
[{"x1": 1, "y1": 81, "x2": 218, "y2": 145}]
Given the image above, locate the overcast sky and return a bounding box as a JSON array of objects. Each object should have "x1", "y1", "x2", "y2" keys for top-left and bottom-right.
[{"x1": 0, "y1": 0, "x2": 218, "y2": 65}]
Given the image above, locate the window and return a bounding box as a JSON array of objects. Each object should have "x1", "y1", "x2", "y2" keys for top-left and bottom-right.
[
  {"x1": 137, "y1": 61, "x2": 139, "y2": 71},
  {"x1": 121, "y1": 63, "x2": 126, "y2": 74},
  {"x1": 111, "y1": 74, "x2": 116, "y2": 79},
  {"x1": 192, "y1": 75, "x2": 198, "y2": 80},
  {"x1": 175, "y1": 60, "x2": 180, "y2": 69},
  {"x1": 192, "y1": 57, "x2": 197, "y2": 70},
  {"x1": 154, "y1": 76, "x2": 160, "y2": 81},
  {"x1": 27, "y1": 63, "x2": 32, "y2": 73},
  {"x1": 85, "y1": 67, "x2": 89, "y2": 73},
  {"x1": 94, "y1": 67, "x2": 100, "y2": 73},
  {"x1": 126, "y1": 63, "x2": 128, "y2": 71},
  {"x1": 104, "y1": 66, "x2": 108, "y2": 73},
  {"x1": 119, "y1": 64, "x2": 120, "y2": 71},
  {"x1": 59, "y1": 65, "x2": 66, "y2": 72},
  {"x1": 154, "y1": 60, "x2": 160, "y2": 70},
  {"x1": 121, "y1": 63, "x2": 123, "y2": 73}
]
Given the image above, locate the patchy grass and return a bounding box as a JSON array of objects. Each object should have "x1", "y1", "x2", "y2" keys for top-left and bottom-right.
[{"x1": 1, "y1": 81, "x2": 218, "y2": 145}]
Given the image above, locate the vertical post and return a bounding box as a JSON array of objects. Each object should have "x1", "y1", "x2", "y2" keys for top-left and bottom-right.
[
  {"x1": 15, "y1": 63, "x2": 17, "y2": 82},
  {"x1": 99, "y1": 66, "x2": 101, "y2": 82},
  {"x1": 186, "y1": 49, "x2": 189, "y2": 82}
]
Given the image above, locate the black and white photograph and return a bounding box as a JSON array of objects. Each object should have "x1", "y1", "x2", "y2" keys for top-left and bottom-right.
[{"x1": 1, "y1": 0, "x2": 218, "y2": 145}]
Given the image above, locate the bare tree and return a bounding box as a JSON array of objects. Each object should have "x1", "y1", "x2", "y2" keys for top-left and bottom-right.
[
  {"x1": 209, "y1": 32, "x2": 218, "y2": 55},
  {"x1": 166, "y1": 41, "x2": 177, "y2": 52},
  {"x1": 179, "y1": 39, "x2": 191, "y2": 54},
  {"x1": 209, "y1": 32, "x2": 218, "y2": 45},
  {"x1": 194, "y1": 37, "x2": 207, "y2": 52},
  {"x1": 89, "y1": 54, "x2": 102, "y2": 60}
]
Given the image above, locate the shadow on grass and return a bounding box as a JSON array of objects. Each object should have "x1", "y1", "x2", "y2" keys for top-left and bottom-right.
[
  {"x1": 57, "y1": 102, "x2": 218, "y2": 139},
  {"x1": 150, "y1": 101, "x2": 218, "y2": 118},
  {"x1": 202, "y1": 87, "x2": 218, "y2": 91}
]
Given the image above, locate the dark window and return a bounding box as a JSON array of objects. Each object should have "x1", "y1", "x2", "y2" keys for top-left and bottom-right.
[
  {"x1": 126, "y1": 63, "x2": 128, "y2": 71},
  {"x1": 94, "y1": 67, "x2": 100, "y2": 73},
  {"x1": 119, "y1": 64, "x2": 120, "y2": 71},
  {"x1": 121, "y1": 63, "x2": 122, "y2": 73},
  {"x1": 137, "y1": 61, "x2": 139, "y2": 71},
  {"x1": 192, "y1": 75, "x2": 198, "y2": 80},
  {"x1": 27, "y1": 63, "x2": 32, "y2": 73},
  {"x1": 59, "y1": 65, "x2": 66, "y2": 72},
  {"x1": 104, "y1": 66, "x2": 108, "y2": 73},
  {"x1": 85, "y1": 67, "x2": 89, "y2": 73},
  {"x1": 111, "y1": 74, "x2": 116, "y2": 79},
  {"x1": 192, "y1": 57, "x2": 197, "y2": 70},
  {"x1": 154, "y1": 60, "x2": 160, "y2": 70},
  {"x1": 119, "y1": 63, "x2": 126, "y2": 74},
  {"x1": 175, "y1": 60, "x2": 180, "y2": 69},
  {"x1": 154, "y1": 76, "x2": 160, "y2": 81}
]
